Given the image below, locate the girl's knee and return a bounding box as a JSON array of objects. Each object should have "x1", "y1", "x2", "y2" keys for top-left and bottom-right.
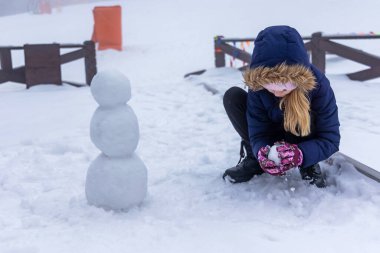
[{"x1": 223, "y1": 86, "x2": 246, "y2": 105}]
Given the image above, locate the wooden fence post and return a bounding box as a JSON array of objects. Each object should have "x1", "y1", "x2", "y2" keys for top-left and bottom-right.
[
  {"x1": 0, "y1": 49, "x2": 13, "y2": 71},
  {"x1": 310, "y1": 32, "x2": 326, "y2": 73},
  {"x1": 84, "y1": 40, "x2": 97, "y2": 85},
  {"x1": 24, "y1": 43, "x2": 62, "y2": 88},
  {"x1": 214, "y1": 36, "x2": 225, "y2": 67}
]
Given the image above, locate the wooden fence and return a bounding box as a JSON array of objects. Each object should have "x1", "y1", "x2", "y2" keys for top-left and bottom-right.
[
  {"x1": 214, "y1": 33, "x2": 380, "y2": 81},
  {"x1": 0, "y1": 40, "x2": 97, "y2": 88}
]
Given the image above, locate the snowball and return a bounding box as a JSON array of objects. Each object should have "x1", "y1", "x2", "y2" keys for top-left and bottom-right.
[
  {"x1": 85, "y1": 153, "x2": 148, "y2": 211},
  {"x1": 90, "y1": 105, "x2": 139, "y2": 157},
  {"x1": 268, "y1": 145, "x2": 281, "y2": 166},
  {"x1": 90, "y1": 70, "x2": 131, "y2": 107}
]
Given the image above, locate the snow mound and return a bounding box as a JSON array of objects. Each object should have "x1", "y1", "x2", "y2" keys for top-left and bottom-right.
[{"x1": 85, "y1": 153, "x2": 148, "y2": 211}]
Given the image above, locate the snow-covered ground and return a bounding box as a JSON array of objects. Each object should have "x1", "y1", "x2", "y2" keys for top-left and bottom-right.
[{"x1": 1, "y1": 0, "x2": 380, "y2": 252}]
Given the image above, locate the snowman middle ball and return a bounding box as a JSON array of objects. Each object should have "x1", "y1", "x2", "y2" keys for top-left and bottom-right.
[{"x1": 90, "y1": 105, "x2": 139, "y2": 157}]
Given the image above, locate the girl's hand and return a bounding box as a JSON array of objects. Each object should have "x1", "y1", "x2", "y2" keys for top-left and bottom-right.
[
  {"x1": 257, "y1": 145, "x2": 285, "y2": 176},
  {"x1": 275, "y1": 141, "x2": 303, "y2": 170}
]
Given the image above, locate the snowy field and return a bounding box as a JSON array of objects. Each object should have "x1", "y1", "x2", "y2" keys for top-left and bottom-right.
[{"x1": 1, "y1": 0, "x2": 380, "y2": 252}]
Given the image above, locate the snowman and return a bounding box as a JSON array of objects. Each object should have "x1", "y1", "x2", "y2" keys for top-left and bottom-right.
[{"x1": 85, "y1": 70, "x2": 147, "y2": 211}]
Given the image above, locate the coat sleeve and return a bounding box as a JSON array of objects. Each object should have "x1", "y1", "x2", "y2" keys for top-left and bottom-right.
[
  {"x1": 297, "y1": 77, "x2": 341, "y2": 168},
  {"x1": 246, "y1": 90, "x2": 281, "y2": 159}
]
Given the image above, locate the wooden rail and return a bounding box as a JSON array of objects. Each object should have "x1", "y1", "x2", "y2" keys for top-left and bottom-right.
[
  {"x1": 0, "y1": 40, "x2": 97, "y2": 88},
  {"x1": 337, "y1": 152, "x2": 380, "y2": 183},
  {"x1": 214, "y1": 33, "x2": 380, "y2": 81}
]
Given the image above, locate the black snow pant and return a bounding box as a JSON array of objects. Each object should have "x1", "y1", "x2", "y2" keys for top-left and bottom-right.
[{"x1": 223, "y1": 86, "x2": 254, "y2": 158}]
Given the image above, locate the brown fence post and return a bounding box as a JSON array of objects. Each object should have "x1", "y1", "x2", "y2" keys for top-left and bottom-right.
[
  {"x1": 214, "y1": 36, "x2": 225, "y2": 67},
  {"x1": 24, "y1": 43, "x2": 62, "y2": 88},
  {"x1": 310, "y1": 32, "x2": 326, "y2": 73},
  {"x1": 0, "y1": 49, "x2": 13, "y2": 71},
  {"x1": 84, "y1": 40, "x2": 97, "y2": 85}
]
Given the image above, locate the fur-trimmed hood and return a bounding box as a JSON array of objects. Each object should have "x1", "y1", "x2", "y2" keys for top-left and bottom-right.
[
  {"x1": 246, "y1": 26, "x2": 317, "y2": 92},
  {"x1": 244, "y1": 63, "x2": 317, "y2": 92},
  {"x1": 249, "y1": 26, "x2": 310, "y2": 69}
]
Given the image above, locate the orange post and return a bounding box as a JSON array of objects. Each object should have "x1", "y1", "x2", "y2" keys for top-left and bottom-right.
[
  {"x1": 91, "y1": 6, "x2": 122, "y2": 51},
  {"x1": 39, "y1": 0, "x2": 52, "y2": 14}
]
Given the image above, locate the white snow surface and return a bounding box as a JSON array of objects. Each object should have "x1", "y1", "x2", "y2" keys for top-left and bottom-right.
[{"x1": 1, "y1": 0, "x2": 380, "y2": 252}]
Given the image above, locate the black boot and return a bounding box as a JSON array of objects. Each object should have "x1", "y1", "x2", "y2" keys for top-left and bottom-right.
[
  {"x1": 223, "y1": 141, "x2": 264, "y2": 183},
  {"x1": 300, "y1": 163, "x2": 326, "y2": 188}
]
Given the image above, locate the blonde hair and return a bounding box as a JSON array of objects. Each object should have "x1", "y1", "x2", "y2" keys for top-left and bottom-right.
[
  {"x1": 243, "y1": 63, "x2": 316, "y2": 136},
  {"x1": 279, "y1": 88, "x2": 310, "y2": 136}
]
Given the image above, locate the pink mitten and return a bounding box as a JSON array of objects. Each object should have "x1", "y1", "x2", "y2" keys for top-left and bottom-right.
[
  {"x1": 257, "y1": 145, "x2": 285, "y2": 176},
  {"x1": 275, "y1": 141, "x2": 303, "y2": 171}
]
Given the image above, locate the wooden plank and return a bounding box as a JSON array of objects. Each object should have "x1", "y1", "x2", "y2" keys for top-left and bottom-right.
[
  {"x1": 84, "y1": 41, "x2": 97, "y2": 85},
  {"x1": 184, "y1": 69, "x2": 206, "y2": 78},
  {"x1": 320, "y1": 40, "x2": 380, "y2": 67},
  {"x1": 214, "y1": 36, "x2": 226, "y2": 67},
  {"x1": 304, "y1": 41, "x2": 312, "y2": 51},
  {"x1": 220, "y1": 36, "x2": 312, "y2": 42},
  {"x1": 59, "y1": 44, "x2": 85, "y2": 49},
  {"x1": 219, "y1": 42, "x2": 251, "y2": 63},
  {"x1": 60, "y1": 49, "x2": 85, "y2": 64},
  {"x1": 0, "y1": 67, "x2": 26, "y2": 84},
  {"x1": 323, "y1": 34, "x2": 380, "y2": 40},
  {"x1": 310, "y1": 33, "x2": 326, "y2": 73},
  {"x1": 24, "y1": 44, "x2": 62, "y2": 88},
  {"x1": 238, "y1": 65, "x2": 249, "y2": 71},
  {"x1": 62, "y1": 80, "x2": 87, "y2": 87},
  {"x1": 0, "y1": 70, "x2": 10, "y2": 83},
  {"x1": 221, "y1": 38, "x2": 256, "y2": 42},
  {"x1": 25, "y1": 44, "x2": 61, "y2": 67},
  {"x1": 338, "y1": 152, "x2": 380, "y2": 183},
  {"x1": 9, "y1": 67, "x2": 26, "y2": 83},
  {"x1": 219, "y1": 35, "x2": 380, "y2": 43},
  {"x1": 347, "y1": 66, "x2": 380, "y2": 81},
  {"x1": 0, "y1": 48, "x2": 13, "y2": 70},
  {"x1": 0, "y1": 46, "x2": 23, "y2": 50}
]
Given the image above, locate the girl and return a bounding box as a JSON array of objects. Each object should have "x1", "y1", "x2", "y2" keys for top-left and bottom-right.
[{"x1": 222, "y1": 26, "x2": 340, "y2": 188}]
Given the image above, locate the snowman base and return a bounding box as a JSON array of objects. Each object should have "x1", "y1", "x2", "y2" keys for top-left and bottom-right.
[{"x1": 85, "y1": 153, "x2": 147, "y2": 211}]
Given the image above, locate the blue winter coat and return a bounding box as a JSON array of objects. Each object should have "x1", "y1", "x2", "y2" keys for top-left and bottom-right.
[{"x1": 245, "y1": 26, "x2": 340, "y2": 168}]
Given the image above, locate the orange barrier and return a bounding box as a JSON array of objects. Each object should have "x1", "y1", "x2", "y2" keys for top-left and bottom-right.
[
  {"x1": 39, "y1": 0, "x2": 52, "y2": 14},
  {"x1": 91, "y1": 6, "x2": 122, "y2": 51}
]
